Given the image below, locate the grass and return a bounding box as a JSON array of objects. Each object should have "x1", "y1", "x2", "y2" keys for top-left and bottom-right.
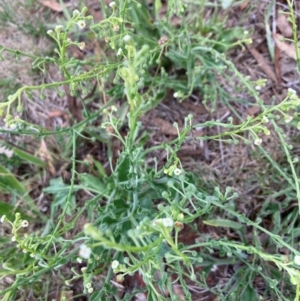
[{"x1": 1, "y1": 0, "x2": 300, "y2": 300}]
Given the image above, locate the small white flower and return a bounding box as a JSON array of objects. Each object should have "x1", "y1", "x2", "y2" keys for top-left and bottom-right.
[
  {"x1": 88, "y1": 287, "x2": 94, "y2": 294},
  {"x1": 86, "y1": 283, "x2": 92, "y2": 288},
  {"x1": 113, "y1": 24, "x2": 119, "y2": 32},
  {"x1": 77, "y1": 257, "x2": 83, "y2": 263},
  {"x1": 244, "y1": 30, "x2": 249, "y2": 35},
  {"x1": 30, "y1": 253, "x2": 35, "y2": 258},
  {"x1": 73, "y1": 9, "x2": 80, "y2": 17},
  {"x1": 55, "y1": 25, "x2": 63, "y2": 33},
  {"x1": 123, "y1": 35, "x2": 131, "y2": 42},
  {"x1": 255, "y1": 85, "x2": 261, "y2": 91},
  {"x1": 111, "y1": 260, "x2": 119, "y2": 269},
  {"x1": 11, "y1": 236, "x2": 16, "y2": 242},
  {"x1": 79, "y1": 42, "x2": 85, "y2": 50},
  {"x1": 288, "y1": 88, "x2": 297, "y2": 95},
  {"x1": 116, "y1": 48, "x2": 122, "y2": 56},
  {"x1": 81, "y1": 267, "x2": 87, "y2": 273},
  {"x1": 173, "y1": 92, "x2": 179, "y2": 98},
  {"x1": 21, "y1": 220, "x2": 29, "y2": 228},
  {"x1": 47, "y1": 29, "x2": 53, "y2": 35},
  {"x1": 23, "y1": 249, "x2": 27, "y2": 253},
  {"x1": 0, "y1": 215, "x2": 6, "y2": 223},
  {"x1": 285, "y1": 116, "x2": 293, "y2": 123},
  {"x1": 162, "y1": 217, "x2": 174, "y2": 228},
  {"x1": 295, "y1": 255, "x2": 300, "y2": 266},
  {"x1": 254, "y1": 138, "x2": 262, "y2": 146},
  {"x1": 109, "y1": 1, "x2": 116, "y2": 8},
  {"x1": 111, "y1": 105, "x2": 118, "y2": 112},
  {"x1": 77, "y1": 20, "x2": 86, "y2": 29},
  {"x1": 79, "y1": 244, "x2": 92, "y2": 259},
  {"x1": 173, "y1": 168, "x2": 182, "y2": 176},
  {"x1": 262, "y1": 116, "x2": 269, "y2": 123}
]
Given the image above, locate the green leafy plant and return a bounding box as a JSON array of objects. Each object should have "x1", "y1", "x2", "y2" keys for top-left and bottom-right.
[{"x1": 1, "y1": 1, "x2": 300, "y2": 301}]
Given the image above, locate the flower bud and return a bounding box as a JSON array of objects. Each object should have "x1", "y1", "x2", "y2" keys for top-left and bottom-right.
[
  {"x1": 174, "y1": 221, "x2": 184, "y2": 231},
  {"x1": 109, "y1": 1, "x2": 116, "y2": 8}
]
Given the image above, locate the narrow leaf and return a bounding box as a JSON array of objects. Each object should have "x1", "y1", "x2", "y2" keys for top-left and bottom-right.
[
  {"x1": 0, "y1": 164, "x2": 46, "y2": 221},
  {"x1": 203, "y1": 219, "x2": 243, "y2": 230},
  {"x1": 241, "y1": 284, "x2": 260, "y2": 301}
]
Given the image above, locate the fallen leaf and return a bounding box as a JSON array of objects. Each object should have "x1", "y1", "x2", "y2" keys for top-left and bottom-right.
[
  {"x1": 247, "y1": 46, "x2": 278, "y2": 84},
  {"x1": 172, "y1": 284, "x2": 185, "y2": 300},
  {"x1": 274, "y1": 43, "x2": 281, "y2": 84},
  {"x1": 38, "y1": 139, "x2": 56, "y2": 175},
  {"x1": 181, "y1": 102, "x2": 208, "y2": 115},
  {"x1": 48, "y1": 109, "x2": 68, "y2": 118},
  {"x1": 240, "y1": 0, "x2": 250, "y2": 10},
  {"x1": 39, "y1": 0, "x2": 71, "y2": 12},
  {"x1": 273, "y1": 33, "x2": 297, "y2": 60},
  {"x1": 151, "y1": 117, "x2": 180, "y2": 136},
  {"x1": 63, "y1": 79, "x2": 83, "y2": 122},
  {"x1": 247, "y1": 105, "x2": 261, "y2": 116},
  {"x1": 178, "y1": 145, "x2": 203, "y2": 157},
  {"x1": 277, "y1": 14, "x2": 293, "y2": 38}
]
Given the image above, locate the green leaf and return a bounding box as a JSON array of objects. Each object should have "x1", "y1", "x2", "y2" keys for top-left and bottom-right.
[
  {"x1": 240, "y1": 284, "x2": 259, "y2": 301},
  {"x1": 113, "y1": 198, "x2": 129, "y2": 209},
  {"x1": 203, "y1": 218, "x2": 243, "y2": 230},
  {"x1": 158, "y1": 241, "x2": 171, "y2": 258},
  {"x1": 221, "y1": 0, "x2": 233, "y2": 9},
  {"x1": 140, "y1": 197, "x2": 152, "y2": 210},
  {"x1": 3, "y1": 143, "x2": 46, "y2": 168},
  {"x1": 44, "y1": 177, "x2": 77, "y2": 217},
  {"x1": 264, "y1": 0, "x2": 275, "y2": 62},
  {"x1": 0, "y1": 201, "x2": 31, "y2": 221},
  {"x1": 78, "y1": 173, "x2": 105, "y2": 193},
  {"x1": 116, "y1": 153, "x2": 130, "y2": 182},
  {"x1": 43, "y1": 177, "x2": 73, "y2": 194},
  {"x1": 92, "y1": 158, "x2": 107, "y2": 178},
  {"x1": 154, "y1": 0, "x2": 162, "y2": 17},
  {"x1": 0, "y1": 164, "x2": 46, "y2": 221}
]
